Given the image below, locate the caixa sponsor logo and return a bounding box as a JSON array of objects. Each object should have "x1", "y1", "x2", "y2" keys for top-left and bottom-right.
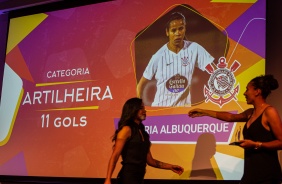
[{"x1": 166, "y1": 74, "x2": 188, "y2": 93}]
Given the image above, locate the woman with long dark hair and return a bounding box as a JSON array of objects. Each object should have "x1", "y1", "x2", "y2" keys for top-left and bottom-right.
[{"x1": 105, "y1": 97, "x2": 183, "y2": 184}]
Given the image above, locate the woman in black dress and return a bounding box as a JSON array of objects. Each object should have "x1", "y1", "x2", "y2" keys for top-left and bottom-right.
[
  {"x1": 104, "y1": 97, "x2": 184, "y2": 184},
  {"x1": 188, "y1": 75, "x2": 282, "y2": 184}
]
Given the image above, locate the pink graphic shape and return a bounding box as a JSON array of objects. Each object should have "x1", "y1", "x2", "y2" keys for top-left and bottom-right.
[
  {"x1": 6, "y1": 46, "x2": 34, "y2": 83},
  {"x1": 0, "y1": 152, "x2": 28, "y2": 175}
]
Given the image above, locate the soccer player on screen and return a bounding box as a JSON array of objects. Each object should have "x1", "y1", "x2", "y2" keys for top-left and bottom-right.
[{"x1": 137, "y1": 12, "x2": 214, "y2": 107}]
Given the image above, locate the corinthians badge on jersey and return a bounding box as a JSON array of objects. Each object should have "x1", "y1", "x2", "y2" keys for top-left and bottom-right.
[{"x1": 204, "y1": 57, "x2": 240, "y2": 107}]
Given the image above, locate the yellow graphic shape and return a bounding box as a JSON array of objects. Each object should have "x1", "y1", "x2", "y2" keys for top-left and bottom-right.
[
  {"x1": 236, "y1": 58, "x2": 265, "y2": 102},
  {"x1": 36, "y1": 80, "x2": 96, "y2": 87},
  {"x1": 6, "y1": 13, "x2": 48, "y2": 54},
  {"x1": 211, "y1": 0, "x2": 257, "y2": 3},
  {"x1": 38, "y1": 106, "x2": 99, "y2": 111},
  {"x1": 211, "y1": 156, "x2": 223, "y2": 179}
]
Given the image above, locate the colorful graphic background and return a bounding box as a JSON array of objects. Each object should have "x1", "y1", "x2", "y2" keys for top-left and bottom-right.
[{"x1": 0, "y1": 0, "x2": 265, "y2": 180}]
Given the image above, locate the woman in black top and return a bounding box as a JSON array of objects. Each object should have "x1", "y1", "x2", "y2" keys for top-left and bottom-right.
[
  {"x1": 105, "y1": 98, "x2": 184, "y2": 184},
  {"x1": 188, "y1": 75, "x2": 282, "y2": 184}
]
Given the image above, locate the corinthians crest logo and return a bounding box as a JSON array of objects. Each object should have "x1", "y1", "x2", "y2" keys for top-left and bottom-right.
[{"x1": 204, "y1": 57, "x2": 240, "y2": 107}]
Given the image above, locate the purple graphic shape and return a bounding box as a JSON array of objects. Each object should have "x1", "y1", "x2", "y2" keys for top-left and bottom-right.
[
  {"x1": 114, "y1": 114, "x2": 234, "y2": 143},
  {"x1": 0, "y1": 152, "x2": 28, "y2": 175},
  {"x1": 18, "y1": 4, "x2": 114, "y2": 82},
  {"x1": 47, "y1": 8, "x2": 75, "y2": 20},
  {"x1": 225, "y1": 0, "x2": 266, "y2": 58}
]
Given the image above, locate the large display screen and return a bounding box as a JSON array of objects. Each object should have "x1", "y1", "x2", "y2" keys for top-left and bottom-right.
[{"x1": 0, "y1": 0, "x2": 266, "y2": 180}]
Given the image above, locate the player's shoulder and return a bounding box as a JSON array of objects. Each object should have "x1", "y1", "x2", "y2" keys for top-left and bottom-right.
[{"x1": 184, "y1": 40, "x2": 201, "y2": 48}]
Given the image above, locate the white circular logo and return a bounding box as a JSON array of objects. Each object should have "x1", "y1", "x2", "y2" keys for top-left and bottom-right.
[{"x1": 208, "y1": 68, "x2": 235, "y2": 96}]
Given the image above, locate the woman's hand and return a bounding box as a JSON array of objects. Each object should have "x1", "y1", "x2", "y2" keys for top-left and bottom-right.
[
  {"x1": 237, "y1": 139, "x2": 256, "y2": 149},
  {"x1": 188, "y1": 109, "x2": 205, "y2": 118},
  {"x1": 171, "y1": 165, "x2": 184, "y2": 175}
]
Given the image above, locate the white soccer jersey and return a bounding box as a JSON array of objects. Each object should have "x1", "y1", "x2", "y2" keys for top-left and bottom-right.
[{"x1": 143, "y1": 40, "x2": 214, "y2": 107}]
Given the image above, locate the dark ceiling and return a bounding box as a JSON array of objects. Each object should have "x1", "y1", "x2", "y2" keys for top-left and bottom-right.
[
  {"x1": 0, "y1": 0, "x2": 62, "y2": 14},
  {"x1": 0, "y1": 0, "x2": 111, "y2": 17}
]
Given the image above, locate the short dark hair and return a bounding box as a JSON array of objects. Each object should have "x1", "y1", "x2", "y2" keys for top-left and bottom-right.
[{"x1": 166, "y1": 12, "x2": 186, "y2": 30}]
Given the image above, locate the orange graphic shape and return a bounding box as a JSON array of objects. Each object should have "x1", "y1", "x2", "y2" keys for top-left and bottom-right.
[
  {"x1": 5, "y1": 46, "x2": 34, "y2": 83},
  {"x1": 226, "y1": 37, "x2": 263, "y2": 76}
]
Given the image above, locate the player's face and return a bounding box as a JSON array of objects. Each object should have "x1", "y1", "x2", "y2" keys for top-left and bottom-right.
[
  {"x1": 166, "y1": 19, "x2": 186, "y2": 46},
  {"x1": 135, "y1": 103, "x2": 146, "y2": 122}
]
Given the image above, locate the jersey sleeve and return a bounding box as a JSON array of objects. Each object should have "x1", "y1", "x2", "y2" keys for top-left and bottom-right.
[
  {"x1": 142, "y1": 54, "x2": 158, "y2": 80},
  {"x1": 194, "y1": 43, "x2": 214, "y2": 71}
]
